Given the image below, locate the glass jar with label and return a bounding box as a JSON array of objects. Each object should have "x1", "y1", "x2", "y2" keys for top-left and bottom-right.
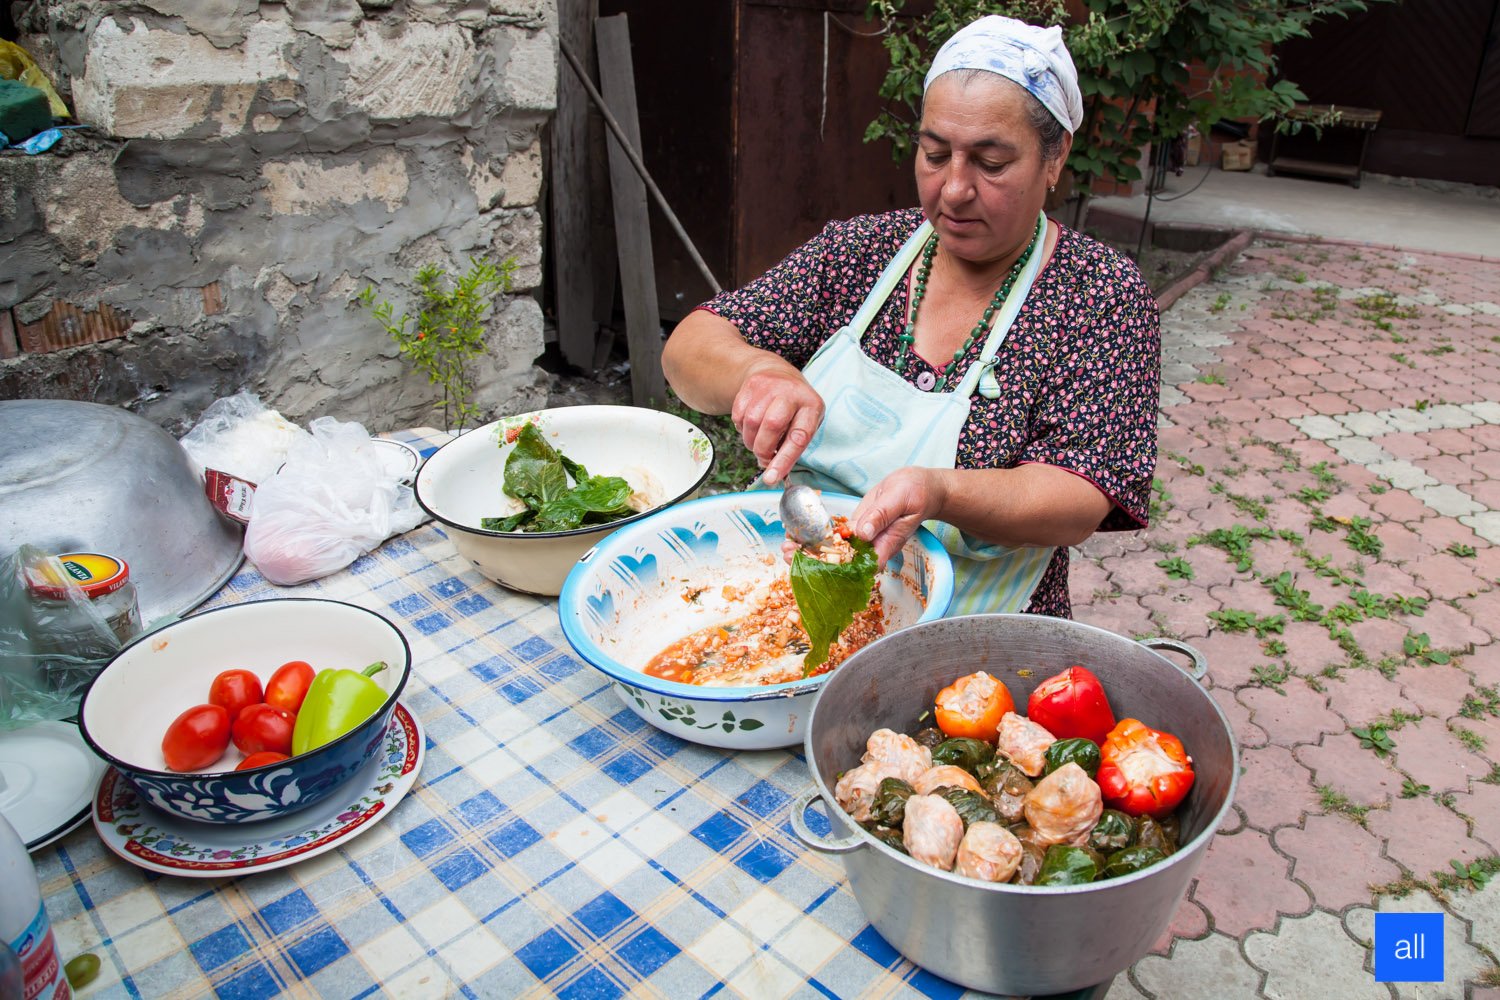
[{"x1": 24, "y1": 551, "x2": 143, "y2": 664}]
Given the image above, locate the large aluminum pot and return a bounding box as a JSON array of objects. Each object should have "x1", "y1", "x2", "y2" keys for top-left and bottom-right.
[{"x1": 790, "y1": 614, "x2": 1237, "y2": 996}]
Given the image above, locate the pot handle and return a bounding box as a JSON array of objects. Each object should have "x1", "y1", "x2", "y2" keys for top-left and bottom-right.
[
  {"x1": 789, "y1": 789, "x2": 866, "y2": 855},
  {"x1": 1138, "y1": 637, "x2": 1208, "y2": 682}
]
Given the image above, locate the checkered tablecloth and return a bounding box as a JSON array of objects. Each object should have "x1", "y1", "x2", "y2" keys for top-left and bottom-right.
[{"x1": 31, "y1": 429, "x2": 979, "y2": 1000}]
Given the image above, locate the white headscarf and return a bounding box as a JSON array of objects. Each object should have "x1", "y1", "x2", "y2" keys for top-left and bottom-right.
[{"x1": 923, "y1": 15, "x2": 1084, "y2": 134}]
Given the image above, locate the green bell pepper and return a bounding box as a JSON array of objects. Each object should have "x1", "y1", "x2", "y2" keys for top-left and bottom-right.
[{"x1": 291, "y1": 661, "x2": 388, "y2": 755}]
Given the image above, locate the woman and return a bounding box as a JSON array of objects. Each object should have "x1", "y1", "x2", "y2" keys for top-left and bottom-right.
[{"x1": 662, "y1": 15, "x2": 1160, "y2": 618}]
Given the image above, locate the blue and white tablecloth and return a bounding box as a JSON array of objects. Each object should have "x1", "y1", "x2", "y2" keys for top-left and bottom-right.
[{"x1": 32, "y1": 429, "x2": 983, "y2": 1000}]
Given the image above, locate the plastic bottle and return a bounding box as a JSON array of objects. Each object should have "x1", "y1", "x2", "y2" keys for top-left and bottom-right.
[{"x1": 0, "y1": 812, "x2": 71, "y2": 1000}]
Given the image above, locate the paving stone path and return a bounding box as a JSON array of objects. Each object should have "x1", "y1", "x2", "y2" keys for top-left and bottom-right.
[{"x1": 1071, "y1": 238, "x2": 1500, "y2": 1000}]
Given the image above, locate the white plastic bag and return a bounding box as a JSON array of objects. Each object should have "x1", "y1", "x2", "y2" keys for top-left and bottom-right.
[
  {"x1": 243, "y1": 417, "x2": 425, "y2": 586},
  {"x1": 179, "y1": 391, "x2": 310, "y2": 485}
]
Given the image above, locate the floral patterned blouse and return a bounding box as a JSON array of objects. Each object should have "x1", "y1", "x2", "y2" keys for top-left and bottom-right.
[{"x1": 698, "y1": 208, "x2": 1161, "y2": 618}]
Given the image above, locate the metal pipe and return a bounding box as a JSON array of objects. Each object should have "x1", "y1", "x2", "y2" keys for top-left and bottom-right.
[{"x1": 559, "y1": 38, "x2": 724, "y2": 295}]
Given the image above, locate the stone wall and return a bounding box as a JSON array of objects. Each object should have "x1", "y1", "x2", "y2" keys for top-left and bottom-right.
[{"x1": 0, "y1": 0, "x2": 556, "y2": 433}]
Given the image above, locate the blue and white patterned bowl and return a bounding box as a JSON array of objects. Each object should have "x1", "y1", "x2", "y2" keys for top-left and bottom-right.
[
  {"x1": 79, "y1": 598, "x2": 410, "y2": 824},
  {"x1": 558, "y1": 491, "x2": 954, "y2": 750}
]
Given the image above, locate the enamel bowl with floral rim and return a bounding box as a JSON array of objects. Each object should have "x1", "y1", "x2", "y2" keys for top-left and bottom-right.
[
  {"x1": 557, "y1": 490, "x2": 954, "y2": 750},
  {"x1": 414, "y1": 405, "x2": 715, "y2": 597}
]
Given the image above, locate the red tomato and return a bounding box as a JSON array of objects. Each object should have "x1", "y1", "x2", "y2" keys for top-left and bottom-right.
[
  {"x1": 232, "y1": 703, "x2": 297, "y2": 756},
  {"x1": 1026, "y1": 665, "x2": 1116, "y2": 746},
  {"x1": 207, "y1": 669, "x2": 264, "y2": 722},
  {"x1": 933, "y1": 671, "x2": 1016, "y2": 742},
  {"x1": 1097, "y1": 718, "x2": 1196, "y2": 819},
  {"x1": 236, "y1": 751, "x2": 291, "y2": 771},
  {"x1": 265, "y1": 660, "x2": 316, "y2": 713},
  {"x1": 161, "y1": 704, "x2": 231, "y2": 772}
]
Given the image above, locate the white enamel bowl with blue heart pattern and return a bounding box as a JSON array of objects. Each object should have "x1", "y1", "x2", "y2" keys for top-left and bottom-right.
[
  {"x1": 558, "y1": 491, "x2": 954, "y2": 750},
  {"x1": 79, "y1": 598, "x2": 410, "y2": 824}
]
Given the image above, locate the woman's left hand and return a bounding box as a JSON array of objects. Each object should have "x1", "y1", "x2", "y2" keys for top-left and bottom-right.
[{"x1": 850, "y1": 467, "x2": 945, "y2": 565}]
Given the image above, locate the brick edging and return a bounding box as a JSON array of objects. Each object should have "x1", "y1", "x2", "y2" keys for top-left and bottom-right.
[
  {"x1": 1247, "y1": 229, "x2": 1500, "y2": 264},
  {"x1": 1154, "y1": 230, "x2": 1256, "y2": 311}
]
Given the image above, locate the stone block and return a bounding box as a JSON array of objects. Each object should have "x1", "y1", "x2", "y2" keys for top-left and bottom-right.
[
  {"x1": 261, "y1": 151, "x2": 410, "y2": 216},
  {"x1": 138, "y1": 0, "x2": 262, "y2": 48},
  {"x1": 488, "y1": 0, "x2": 552, "y2": 15},
  {"x1": 410, "y1": 0, "x2": 490, "y2": 26},
  {"x1": 491, "y1": 209, "x2": 542, "y2": 291},
  {"x1": 40, "y1": 152, "x2": 186, "y2": 263},
  {"x1": 338, "y1": 21, "x2": 476, "y2": 120},
  {"x1": 286, "y1": 0, "x2": 363, "y2": 48},
  {"x1": 73, "y1": 17, "x2": 297, "y2": 139},
  {"x1": 488, "y1": 25, "x2": 555, "y2": 112},
  {"x1": 499, "y1": 137, "x2": 542, "y2": 208}
]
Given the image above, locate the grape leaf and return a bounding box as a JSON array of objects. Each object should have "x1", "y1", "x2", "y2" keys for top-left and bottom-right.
[{"x1": 790, "y1": 538, "x2": 878, "y2": 675}]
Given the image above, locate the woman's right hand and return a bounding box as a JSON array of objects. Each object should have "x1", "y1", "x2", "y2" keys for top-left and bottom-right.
[{"x1": 731, "y1": 360, "x2": 824, "y2": 486}]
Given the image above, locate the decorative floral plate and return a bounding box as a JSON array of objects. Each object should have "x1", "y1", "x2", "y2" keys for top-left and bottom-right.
[{"x1": 92, "y1": 704, "x2": 423, "y2": 877}]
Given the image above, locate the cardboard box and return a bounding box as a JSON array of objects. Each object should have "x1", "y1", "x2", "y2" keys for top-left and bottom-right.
[{"x1": 1222, "y1": 140, "x2": 1254, "y2": 171}]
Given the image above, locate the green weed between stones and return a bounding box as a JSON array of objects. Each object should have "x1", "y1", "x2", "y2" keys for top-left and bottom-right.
[
  {"x1": 1317, "y1": 785, "x2": 1370, "y2": 825},
  {"x1": 1250, "y1": 663, "x2": 1291, "y2": 693},
  {"x1": 1404, "y1": 631, "x2": 1452, "y2": 665},
  {"x1": 1351, "y1": 723, "x2": 1396, "y2": 756},
  {"x1": 1156, "y1": 556, "x2": 1193, "y2": 580},
  {"x1": 1452, "y1": 725, "x2": 1487, "y2": 752},
  {"x1": 1400, "y1": 778, "x2": 1430, "y2": 799},
  {"x1": 1460, "y1": 686, "x2": 1500, "y2": 719}
]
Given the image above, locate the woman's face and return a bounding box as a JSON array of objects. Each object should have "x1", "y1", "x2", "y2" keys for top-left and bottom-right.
[{"x1": 916, "y1": 72, "x2": 1069, "y2": 266}]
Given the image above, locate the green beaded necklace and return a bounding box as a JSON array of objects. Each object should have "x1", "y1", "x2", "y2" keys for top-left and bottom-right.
[{"x1": 895, "y1": 224, "x2": 1042, "y2": 390}]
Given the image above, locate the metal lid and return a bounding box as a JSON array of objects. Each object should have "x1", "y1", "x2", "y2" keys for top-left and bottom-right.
[{"x1": 0, "y1": 400, "x2": 244, "y2": 624}]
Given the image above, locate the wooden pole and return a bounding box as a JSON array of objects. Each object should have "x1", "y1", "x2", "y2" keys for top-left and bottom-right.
[
  {"x1": 549, "y1": 0, "x2": 602, "y2": 371},
  {"x1": 594, "y1": 14, "x2": 669, "y2": 407}
]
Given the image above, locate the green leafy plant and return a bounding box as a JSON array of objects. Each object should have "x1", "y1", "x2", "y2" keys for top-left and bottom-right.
[
  {"x1": 1156, "y1": 556, "x2": 1194, "y2": 580},
  {"x1": 862, "y1": 0, "x2": 1388, "y2": 207},
  {"x1": 1448, "y1": 542, "x2": 1477, "y2": 558},
  {"x1": 1209, "y1": 608, "x2": 1284, "y2": 638},
  {"x1": 1460, "y1": 686, "x2": 1500, "y2": 720},
  {"x1": 1446, "y1": 859, "x2": 1495, "y2": 890},
  {"x1": 1400, "y1": 778, "x2": 1429, "y2": 799},
  {"x1": 358, "y1": 257, "x2": 516, "y2": 433},
  {"x1": 1404, "y1": 632, "x2": 1451, "y2": 665},
  {"x1": 1250, "y1": 663, "x2": 1290, "y2": 693},
  {"x1": 1317, "y1": 784, "x2": 1369, "y2": 824},
  {"x1": 1267, "y1": 571, "x2": 1322, "y2": 621},
  {"x1": 1351, "y1": 724, "x2": 1395, "y2": 756},
  {"x1": 1190, "y1": 523, "x2": 1273, "y2": 572},
  {"x1": 1453, "y1": 725, "x2": 1487, "y2": 752}
]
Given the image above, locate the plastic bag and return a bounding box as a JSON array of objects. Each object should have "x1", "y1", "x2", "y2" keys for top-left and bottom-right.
[
  {"x1": 0, "y1": 547, "x2": 124, "y2": 729},
  {"x1": 179, "y1": 391, "x2": 310, "y2": 487},
  {"x1": 0, "y1": 40, "x2": 68, "y2": 119},
  {"x1": 242, "y1": 417, "x2": 425, "y2": 586}
]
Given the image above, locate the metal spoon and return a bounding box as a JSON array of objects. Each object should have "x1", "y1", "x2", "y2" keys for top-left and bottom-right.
[{"x1": 779, "y1": 483, "x2": 834, "y2": 548}]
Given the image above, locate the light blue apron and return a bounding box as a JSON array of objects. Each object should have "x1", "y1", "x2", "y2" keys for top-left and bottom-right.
[{"x1": 790, "y1": 212, "x2": 1053, "y2": 615}]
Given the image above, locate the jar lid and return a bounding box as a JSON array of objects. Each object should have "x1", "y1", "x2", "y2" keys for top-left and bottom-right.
[{"x1": 26, "y1": 552, "x2": 131, "y2": 600}]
